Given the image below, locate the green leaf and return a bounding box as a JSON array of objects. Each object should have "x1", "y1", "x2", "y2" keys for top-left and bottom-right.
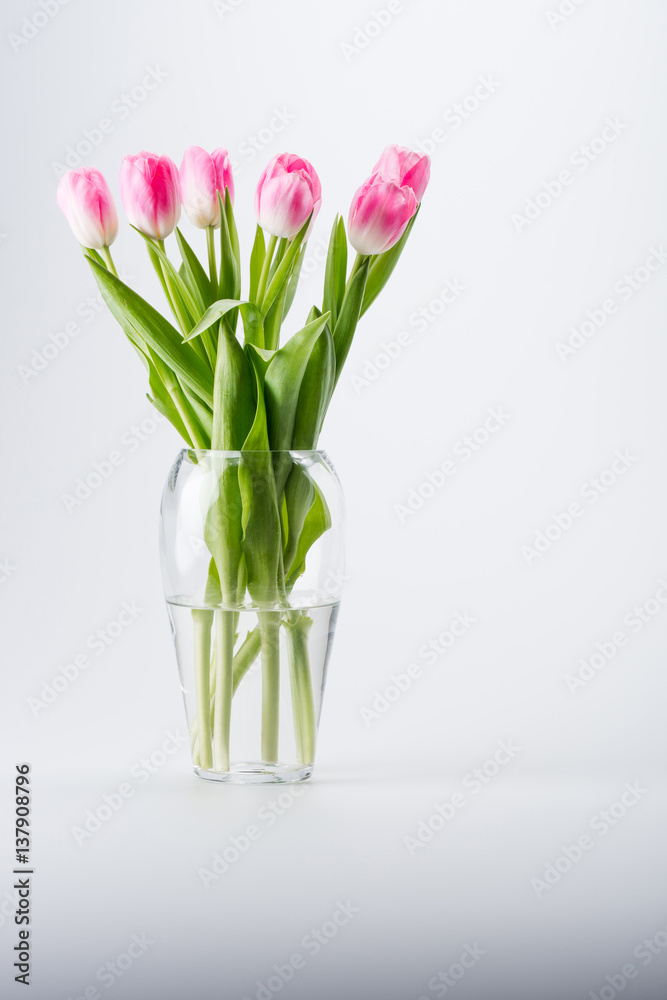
[
  {"x1": 268, "y1": 238, "x2": 288, "y2": 281},
  {"x1": 211, "y1": 323, "x2": 256, "y2": 451},
  {"x1": 141, "y1": 342, "x2": 192, "y2": 445},
  {"x1": 262, "y1": 279, "x2": 289, "y2": 352},
  {"x1": 240, "y1": 303, "x2": 264, "y2": 349},
  {"x1": 322, "y1": 215, "x2": 348, "y2": 329},
  {"x1": 175, "y1": 227, "x2": 215, "y2": 310},
  {"x1": 291, "y1": 322, "x2": 335, "y2": 449},
  {"x1": 242, "y1": 346, "x2": 271, "y2": 452},
  {"x1": 224, "y1": 191, "x2": 241, "y2": 274},
  {"x1": 281, "y1": 324, "x2": 335, "y2": 571},
  {"x1": 285, "y1": 482, "x2": 332, "y2": 587},
  {"x1": 263, "y1": 312, "x2": 331, "y2": 452},
  {"x1": 86, "y1": 257, "x2": 214, "y2": 407},
  {"x1": 331, "y1": 256, "x2": 370, "y2": 385},
  {"x1": 131, "y1": 226, "x2": 200, "y2": 323},
  {"x1": 145, "y1": 344, "x2": 210, "y2": 448},
  {"x1": 283, "y1": 466, "x2": 315, "y2": 576},
  {"x1": 204, "y1": 461, "x2": 244, "y2": 604},
  {"x1": 261, "y1": 214, "x2": 311, "y2": 318},
  {"x1": 181, "y1": 385, "x2": 213, "y2": 443},
  {"x1": 147, "y1": 389, "x2": 190, "y2": 444},
  {"x1": 184, "y1": 298, "x2": 254, "y2": 342},
  {"x1": 360, "y1": 210, "x2": 418, "y2": 316},
  {"x1": 249, "y1": 225, "x2": 266, "y2": 303},
  {"x1": 245, "y1": 343, "x2": 274, "y2": 382},
  {"x1": 239, "y1": 452, "x2": 283, "y2": 605},
  {"x1": 283, "y1": 245, "x2": 305, "y2": 320},
  {"x1": 218, "y1": 192, "x2": 240, "y2": 302},
  {"x1": 86, "y1": 248, "x2": 105, "y2": 267}
]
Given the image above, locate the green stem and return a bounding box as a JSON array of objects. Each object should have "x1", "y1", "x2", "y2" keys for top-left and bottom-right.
[
  {"x1": 268, "y1": 237, "x2": 288, "y2": 281},
  {"x1": 258, "y1": 611, "x2": 281, "y2": 762},
  {"x1": 151, "y1": 355, "x2": 207, "y2": 449},
  {"x1": 256, "y1": 233, "x2": 277, "y2": 304},
  {"x1": 206, "y1": 226, "x2": 218, "y2": 298},
  {"x1": 213, "y1": 609, "x2": 235, "y2": 771},
  {"x1": 345, "y1": 251, "x2": 368, "y2": 292},
  {"x1": 100, "y1": 245, "x2": 118, "y2": 276},
  {"x1": 192, "y1": 610, "x2": 214, "y2": 770},
  {"x1": 232, "y1": 627, "x2": 262, "y2": 694},
  {"x1": 147, "y1": 244, "x2": 172, "y2": 304},
  {"x1": 157, "y1": 239, "x2": 194, "y2": 340},
  {"x1": 285, "y1": 612, "x2": 316, "y2": 764}
]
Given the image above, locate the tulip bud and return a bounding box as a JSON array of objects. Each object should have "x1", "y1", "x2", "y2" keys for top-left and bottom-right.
[
  {"x1": 119, "y1": 151, "x2": 181, "y2": 240},
  {"x1": 179, "y1": 146, "x2": 234, "y2": 229},
  {"x1": 56, "y1": 167, "x2": 118, "y2": 249},
  {"x1": 255, "y1": 152, "x2": 321, "y2": 239},
  {"x1": 347, "y1": 173, "x2": 417, "y2": 255},
  {"x1": 372, "y1": 144, "x2": 431, "y2": 202}
]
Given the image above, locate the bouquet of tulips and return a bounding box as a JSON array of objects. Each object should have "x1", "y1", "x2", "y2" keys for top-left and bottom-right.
[{"x1": 57, "y1": 143, "x2": 430, "y2": 773}]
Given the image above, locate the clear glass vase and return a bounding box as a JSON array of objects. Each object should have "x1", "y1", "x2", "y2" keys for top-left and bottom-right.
[{"x1": 159, "y1": 449, "x2": 345, "y2": 783}]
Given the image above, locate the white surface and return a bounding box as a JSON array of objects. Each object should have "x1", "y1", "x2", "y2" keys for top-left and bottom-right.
[{"x1": 1, "y1": 0, "x2": 667, "y2": 997}]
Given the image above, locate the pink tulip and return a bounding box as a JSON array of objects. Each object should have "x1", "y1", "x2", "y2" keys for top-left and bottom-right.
[
  {"x1": 347, "y1": 173, "x2": 417, "y2": 255},
  {"x1": 372, "y1": 144, "x2": 431, "y2": 202},
  {"x1": 119, "y1": 151, "x2": 181, "y2": 240},
  {"x1": 255, "y1": 153, "x2": 321, "y2": 239},
  {"x1": 56, "y1": 167, "x2": 118, "y2": 249},
  {"x1": 179, "y1": 146, "x2": 234, "y2": 229}
]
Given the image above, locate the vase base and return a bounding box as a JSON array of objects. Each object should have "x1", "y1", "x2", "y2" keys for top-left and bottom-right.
[{"x1": 193, "y1": 761, "x2": 314, "y2": 784}]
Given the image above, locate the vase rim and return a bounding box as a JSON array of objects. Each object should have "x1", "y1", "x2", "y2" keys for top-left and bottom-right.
[{"x1": 181, "y1": 448, "x2": 331, "y2": 458}]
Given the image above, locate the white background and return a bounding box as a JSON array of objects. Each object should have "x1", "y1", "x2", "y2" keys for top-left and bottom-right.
[{"x1": 2, "y1": 1, "x2": 667, "y2": 997}]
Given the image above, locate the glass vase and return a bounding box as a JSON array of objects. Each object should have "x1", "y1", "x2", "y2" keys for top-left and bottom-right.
[{"x1": 159, "y1": 449, "x2": 345, "y2": 784}]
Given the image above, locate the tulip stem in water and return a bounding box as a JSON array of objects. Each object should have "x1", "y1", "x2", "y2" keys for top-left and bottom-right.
[
  {"x1": 285, "y1": 612, "x2": 316, "y2": 765},
  {"x1": 192, "y1": 609, "x2": 214, "y2": 770},
  {"x1": 259, "y1": 611, "x2": 281, "y2": 762},
  {"x1": 232, "y1": 627, "x2": 262, "y2": 694},
  {"x1": 213, "y1": 609, "x2": 235, "y2": 771}
]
